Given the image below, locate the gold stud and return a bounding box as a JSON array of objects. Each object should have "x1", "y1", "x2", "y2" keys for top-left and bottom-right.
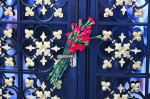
[
  {"x1": 40, "y1": 56, "x2": 47, "y2": 66},
  {"x1": 40, "y1": 6, "x2": 47, "y2": 15}
]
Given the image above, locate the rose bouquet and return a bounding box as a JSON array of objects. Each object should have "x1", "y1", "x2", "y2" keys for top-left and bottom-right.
[{"x1": 48, "y1": 17, "x2": 107, "y2": 86}]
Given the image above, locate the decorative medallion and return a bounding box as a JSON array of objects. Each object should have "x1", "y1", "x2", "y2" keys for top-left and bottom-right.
[
  {"x1": 104, "y1": 0, "x2": 144, "y2": 17},
  {"x1": 101, "y1": 81, "x2": 141, "y2": 99},
  {"x1": 0, "y1": 77, "x2": 15, "y2": 99},
  {"x1": 25, "y1": 78, "x2": 61, "y2": 99},
  {"x1": 0, "y1": 29, "x2": 15, "y2": 67},
  {"x1": 0, "y1": 1, "x2": 15, "y2": 18},
  {"x1": 23, "y1": 27, "x2": 63, "y2": 68},
  {"x1": 25, "y1": 0, "x2": 63, "y2": 17},
  {"x1": 101, "y1": 28, "x2": 145, "y2": 70}
]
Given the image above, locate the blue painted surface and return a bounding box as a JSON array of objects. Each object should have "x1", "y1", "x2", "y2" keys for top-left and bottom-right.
[
  {"x1": 0, "y1": 0, "x2": 150, "y2": 99},
  {"x1": 0, "y1": 0, "x2": 78, "y2": 99},
  {"x1": 87, "y1": 0, "x2": 149, "y2": 99}
]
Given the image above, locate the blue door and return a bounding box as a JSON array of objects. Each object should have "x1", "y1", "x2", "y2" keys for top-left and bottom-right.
[
  {"x1": 87, "y1": 0, "x2": 149, "y2": 99},
  {"x1": 0, "y1": 0, "x2": 78, "y2": 99},
  {"x1": 0, "y1": 0, "x2": 149, "y2": 99}
]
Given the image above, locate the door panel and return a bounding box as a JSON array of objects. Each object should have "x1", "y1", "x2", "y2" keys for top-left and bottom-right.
[
  {"x1": 88, "y1": 0, "x2": 149, "y2": 99},
  {"x1": 0, "y1": 0, "x2": 78, "y2": 99},
  {"x1": 1, "y1": 0, "x2": 149, "y2": 99}
]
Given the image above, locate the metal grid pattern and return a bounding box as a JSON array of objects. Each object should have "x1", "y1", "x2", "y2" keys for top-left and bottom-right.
[
  {"x1": 0, "y1": 0, "x2": 78, "y2": 99},
  {"x1": 87, "y1": 0, "x2": 150, "y2": 99}
]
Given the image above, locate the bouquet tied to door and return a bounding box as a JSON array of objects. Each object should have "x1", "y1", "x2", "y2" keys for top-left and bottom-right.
[{"x1": 47, "y1": 17, "x2": 107, "y2": 86}]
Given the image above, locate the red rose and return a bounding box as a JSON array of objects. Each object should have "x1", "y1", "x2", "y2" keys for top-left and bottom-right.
[
  {"x1": 77, "y1": 36, "x2": 82, "y2": 41},
  {"x1": 91, "y1": 20, "x2": 96, "y2": 25},
  {"x1": 69, "y1": 46, "x2": 76, "y2": 53},
  {"x1": 74, "y1": 28, "x2": 81, "y2": 33},
  {"x1": 81, "y1": 35, "x2": 90, "y2": 43},
  {"x1": 84, "y1": 28, "x2": 88, "y2": 31},
  {"x1": 71, "y1": 31, "x2": 74, "y2": 34},
  {"x1": 88, "y1": 17, "x2": 96, "y2": 25},
  {"x1": 89, "y1": 17, "x2": 94, "y2": 22},
  {"x1": 81, "y1": 35, "x2": 86, "y2": 42},
  {"x1": 67, "y1": 40, "x2": 73, "y2": 45},
  {"x1": 89, "y1": 25, "x2": 92, "y2": 28},
  {"x1": 79, "y1": 45, "x2": 85, "y2": 51},
  {"x1": 75, "y1": 43, "x2": 80, "y2": 49},
  {"x1": 74, "y1": 44, "x2": 85, "y2": 51},
  {"x1": 86, "y1": 36, "x2": 90, "y2": 43},
  {"x1": 83, "y1": 28, "x2": 88, "y2": 35},
  {"x1": 71, "y1": 23, "x2": 75, "y2": 26},
  {"x1": 66, "y1": 32, "x2": 71, "y2": 36},
  {"x1": 79, "y1": 19, "x2": 82, "y2": 22},
  {"x1": 75, "y1": 25, "x2": 79, "y2": 29},
  {"x1": 87, "y1": 28, "x2": 92, "y2": 35},
  {"x1": 83, "y1": 31, "x2": 87, "y2": 35}
]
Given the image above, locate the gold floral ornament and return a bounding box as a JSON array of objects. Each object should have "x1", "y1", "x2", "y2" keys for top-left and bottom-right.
[
  {"x1": 103, "y1": 0, "x2": 144, "y2": 17},
  {"x1": 102, "y1": 81, "x2": 141, "y2": 99},
  {"x1": 25, "y1": 78, "x2": 61, "y2": 99},
  {"x1": 103, "y1": 30, "x2": 143, "y2": 70},
  {"x1": 102, "y1": 30, "x2": 112, "y2": 40},
  {"x1": 51, "y1": 95, "x2": 60, "y2": 99},
  {"x1": 3, "y1": 29, "x2": 13, "y2": 38},
  {"x1": 26, "y1": 58, "x2": 35, "y2": 67},
  {"x1": 103, "y1": 60, "x2": 112, "y2": 69},
  {"x1": 132, "y1": 61, "x2": 141, "y2": 70},
  {"x1": 0, "y1": 29, "x2": 14, "y2": 67},
  {"x1": 114, "y1": 43, "x2": 131, "y2": 58},
  {"x1": 25, "y1": 7, "x2": 34, "y2": 16},
  {"x1": 132, "y1": 31, "x2": 142, "y2": 41},
  {"x1": 113, "y1": 94, "x2": 128, "y2": 99},
  {"x1": 4, "y1": 7, "x2": 14, "y2": 16},
  {"x1": 0, "y1": 77, "x2": 14, "y2": 99},
  {"x1": 53, "y1": 80, "x2": 62, "y2": 89},
  {"x1": 131, "y1": 81, "x2": 140, "y2": 92},
  {"x1": 25, "y1": 29, "x2": 34, "y2": 39},
  {"x1": 101, "y1": 81, "x2": 111, "y2": 91},
  {"x1": 25, "y1": 0, "x2": 64, "y2": 18},
  {"x1": 116, "y1": 0, "x2": 132, "y2": 6},
  {"x1": 24, "y1": 29, "x2": 63, "y2": 67},
  {"x1": 53, "y1": 30, "x2": 62, "y2": 39},
  {"x1": 104, "y1": 8, "x2": 113, "y2": 17},
  {"x1": 0, "y1": 1, "x2": 15, "y2": 17},
  {"x1": 134, "y1": 8, "x2": 144, "y2": 17},
  {"x1": 54, "y1": 8, "x2": 63, "y2": 18},
  {"x1": 5, "y1": 57, "x2": 14, "y2": 66}
]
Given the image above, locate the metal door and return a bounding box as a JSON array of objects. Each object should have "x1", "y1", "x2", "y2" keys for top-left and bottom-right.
[
  {"x1": 0, "y1": 0, "x2": 78, "y2": 99},
  {"x1": 87, "y1": 0, "x2": 149, "y2": 99}
]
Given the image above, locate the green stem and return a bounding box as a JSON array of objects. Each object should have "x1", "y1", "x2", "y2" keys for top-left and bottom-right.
[
  {"x1": 48, "y1": 44, "x2": 72, "y2": 86},
  {"x1": 90, "y1": 36, "x2": 105, "y2": 40},
  {"x1": 54, "y1": 58, "x2": 70, "y2": 86}
]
